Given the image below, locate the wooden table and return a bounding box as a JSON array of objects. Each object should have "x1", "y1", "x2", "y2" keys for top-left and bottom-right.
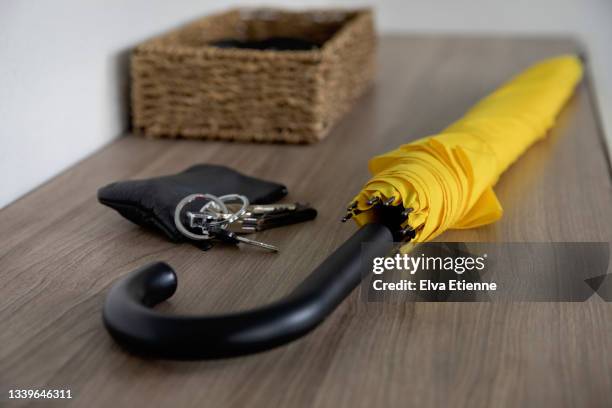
[{"x1": 1, "y1": 36, "x2": 611, "y2": 407}]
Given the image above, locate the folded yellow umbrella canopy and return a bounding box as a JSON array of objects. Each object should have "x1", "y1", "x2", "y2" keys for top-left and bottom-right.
[{"x1": 350, "y1": 55, "x2": 583, "y2": 242}]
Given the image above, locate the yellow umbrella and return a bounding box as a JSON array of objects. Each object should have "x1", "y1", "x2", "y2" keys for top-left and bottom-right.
[{"x1": 347, "y1": 55, "x2": 583, "y2": 242}]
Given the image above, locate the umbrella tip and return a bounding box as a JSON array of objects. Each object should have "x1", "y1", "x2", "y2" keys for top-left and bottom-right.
[
  {"x1": 401, "y1": 208, "x2": 414, "y2": 218},
  {"x1": 399, "y1": 226, "x2": 417, "y2": 241},
  {"x1": 366, "y1": 196, "x2": 380, "y2": 206},
  {"x1": 341, "y1": 212, "x2": 354, "y2": 222}
]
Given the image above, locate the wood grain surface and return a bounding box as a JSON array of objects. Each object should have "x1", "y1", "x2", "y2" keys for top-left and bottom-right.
[{"x1": 1, "y1": 36, "x2": 611, "y2": 408}]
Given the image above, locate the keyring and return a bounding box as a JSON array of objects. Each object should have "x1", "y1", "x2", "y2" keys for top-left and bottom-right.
[
  {"x1": 199, "y1": 194, "x2": 249, "y2": 227},
  {"x1": 174, "y1": 193, "x2": 228, "y2": 240}
]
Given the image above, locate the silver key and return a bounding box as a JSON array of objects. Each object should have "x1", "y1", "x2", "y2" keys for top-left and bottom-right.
[
  {"x1": 224, "y1": 203, "x2": 297, "y2": 217},
  {"x1": 214, "y1": 229, "x2": 279, "y2": 252},
  {"x1": 233, "y1": 235, "x2": 279, "y2": 252}
]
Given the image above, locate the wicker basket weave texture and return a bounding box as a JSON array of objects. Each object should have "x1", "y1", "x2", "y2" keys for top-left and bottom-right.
[{"x1": 131, "y1": 8, "x2": 376, "y2": 143}]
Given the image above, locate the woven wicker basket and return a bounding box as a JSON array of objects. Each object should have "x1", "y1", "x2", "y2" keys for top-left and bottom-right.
[{"x1": 131, "y1": 8, "x2": 376, "y2": 143}]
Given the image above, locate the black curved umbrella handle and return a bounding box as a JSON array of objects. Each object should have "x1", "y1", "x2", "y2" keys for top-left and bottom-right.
[{"x1": 103, "y1": 223, "x2": 393, "y2": 359}]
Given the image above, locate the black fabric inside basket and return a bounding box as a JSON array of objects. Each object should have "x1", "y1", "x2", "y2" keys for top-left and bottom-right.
[{"x1": 210, "y1": 37, "x2": 322, "y2": 51}]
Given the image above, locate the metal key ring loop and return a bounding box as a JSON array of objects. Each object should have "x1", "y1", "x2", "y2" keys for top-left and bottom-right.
[{"x1": 174, "y1": 193, "x2": 228, "y2": 241}]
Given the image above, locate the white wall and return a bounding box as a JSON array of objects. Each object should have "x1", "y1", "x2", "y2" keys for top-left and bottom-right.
[{"x1": 1, "y1": 0, "x2": 610, "y2": 208}]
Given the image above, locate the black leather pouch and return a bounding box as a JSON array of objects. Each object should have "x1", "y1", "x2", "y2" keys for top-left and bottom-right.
[{"x1": 97, "y1": 164, "x2": 288, "y2": 242}]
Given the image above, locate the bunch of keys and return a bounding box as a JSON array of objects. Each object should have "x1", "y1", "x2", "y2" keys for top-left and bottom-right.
[
  {"x1": 174, "y1": 193, "x2": 316, "y2": 252},
  {"x1": 174, "y1": 193, "x2": 279, "y2": 252}
]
